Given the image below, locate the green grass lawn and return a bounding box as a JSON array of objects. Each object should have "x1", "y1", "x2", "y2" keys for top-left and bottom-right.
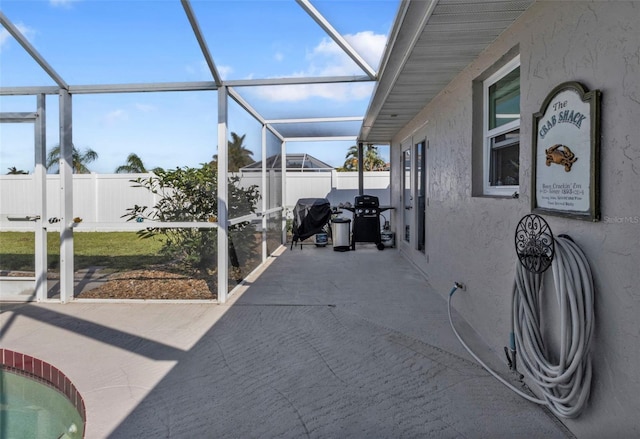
[{"x1": 0, "y1": 231, "x2": 169, "y2": 272}]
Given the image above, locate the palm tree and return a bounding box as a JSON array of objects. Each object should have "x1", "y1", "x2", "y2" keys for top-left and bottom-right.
[
  {"x1": 364, "y1": 145, "x2": 387, "y2": 171},
  {"x1": 46, "y1": 144, "x2": 98, "y2": 174},
  {"x1": 339, "y1": 144, "x2": 386, "y2": 172},
  {"x1": 340, "y1": 145, "x2": 359, "y2": 172},
  {"x1": 6, "y1": 166, "x2": 28, "y2": 175},
  {"x1": 115, "y1": 153, "x2": 147, "y2": 173},
  {"x1": 212, "y1": 132, "x2": 255, "y2": 172}
]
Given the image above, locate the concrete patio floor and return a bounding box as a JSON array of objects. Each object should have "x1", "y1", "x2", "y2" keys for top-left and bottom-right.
[{"x1": 0, "y1": 244, "x2": 575, "y2": 438}]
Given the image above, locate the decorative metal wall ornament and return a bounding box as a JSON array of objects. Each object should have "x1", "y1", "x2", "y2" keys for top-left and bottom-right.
[
  {"x1": 515, "y1": 214, "x2": 555, "y2": 274},
  {"x1": 532, "y1": 82, "x2": 601, "y2": 221}
]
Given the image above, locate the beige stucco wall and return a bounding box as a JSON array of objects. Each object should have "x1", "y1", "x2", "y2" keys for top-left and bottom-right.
[{"x1": 390, "y1": 1, "x2": 640, "y2": 437}]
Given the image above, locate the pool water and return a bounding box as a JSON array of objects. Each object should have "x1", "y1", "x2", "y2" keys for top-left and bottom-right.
[{"x1": 0, "y1": 369, "x2": 84, "y2": 439}]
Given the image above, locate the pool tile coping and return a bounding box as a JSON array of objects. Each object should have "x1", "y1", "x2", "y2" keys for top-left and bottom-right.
[{"x1": 1, "y1": 348, "x2": 87, "y2": 434}]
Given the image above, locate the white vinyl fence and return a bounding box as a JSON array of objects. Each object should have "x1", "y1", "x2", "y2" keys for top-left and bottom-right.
[{"x1": 0, "y1": 171, "x2": 390, "y2": 231}]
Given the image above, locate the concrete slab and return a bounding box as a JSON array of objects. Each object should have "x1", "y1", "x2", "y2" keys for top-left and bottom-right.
[
  {"x1": 0, "y1": 245, "x2": 574, "y2": 438},
  {"x1": 0, "y1": 277, "x2": 36, "y2": 301}
]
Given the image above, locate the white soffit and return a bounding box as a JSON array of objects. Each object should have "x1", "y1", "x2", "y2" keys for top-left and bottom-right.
[{"x1": 360, "y1": 0, "x2": 534, "y2": 143}]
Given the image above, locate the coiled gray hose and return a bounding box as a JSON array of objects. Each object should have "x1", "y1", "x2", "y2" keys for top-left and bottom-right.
[
  {"x1": 449, "y1": 235, "x2": 594, "y2": 418},
  {"x1": 513, "y1": 235, "x2": 594, "y2": 418}
]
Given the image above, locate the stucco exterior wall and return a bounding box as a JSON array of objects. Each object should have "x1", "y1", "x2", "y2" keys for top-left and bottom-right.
[{"x1": 390, "y1": 2, "x2": 639, "y2": 437}]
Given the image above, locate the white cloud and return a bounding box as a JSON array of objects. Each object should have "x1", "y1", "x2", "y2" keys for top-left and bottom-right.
[
  {"x1": 217, "y1": 65, "x2": 233, "y2": 80},
  {"x1": 0, "y1": 29, "x2": 11, "y2": 49},
  {"x1": 184, "y1": 59, "x2": 236, "y2": 81},
  {"x1": 0, "y1": 23, "x2": 35, "y2": 50},
  {"x1": 253, "y1": 82, "x2": 374, "y2": 103},
  {"x1": 305, "y1": 31, "x2": 386, "y2": 77},
  {"x1": 346, "y1": 31, "x2": 387, "y2": 70},
  {"x1": 134, "y1": 103, "x2": 156, "y2": 113},
  {"x1": 103, "y1": 104, "x2": 154, "y2": 127},
  {"x1": 250, "y1": 31, "x2": 385, "y2": 103},
  {"x1": 104, "y1": 109, "x2": 128, "y2": 125},
  {"x1": 185, "y1": 60, "x2": 212, "y2": 80},
  {"x1": 50, "y1": 0, "x2": 81, "y2": 8},
  {"x1": 183, "y1": 31, "x2": 383, "y2": 104}
]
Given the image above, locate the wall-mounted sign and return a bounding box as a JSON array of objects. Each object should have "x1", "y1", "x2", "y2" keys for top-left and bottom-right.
[{"x1": 532, "y1": 82, "x2": 601, "y2": 221}]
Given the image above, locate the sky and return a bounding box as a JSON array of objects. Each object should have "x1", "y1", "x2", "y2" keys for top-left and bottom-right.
[{"x1": 0, "y1": 0, "x2": 397, "y2": 174}]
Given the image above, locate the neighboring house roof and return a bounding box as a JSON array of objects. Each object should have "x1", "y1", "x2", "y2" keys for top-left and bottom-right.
[{"x1": 240, "y1": 153, "x2": 334, "y2": 172}]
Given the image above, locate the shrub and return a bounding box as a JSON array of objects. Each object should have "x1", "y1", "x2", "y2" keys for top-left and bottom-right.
[{"x1": 123, "y1": 163, "x2": 260, "y2": 278}]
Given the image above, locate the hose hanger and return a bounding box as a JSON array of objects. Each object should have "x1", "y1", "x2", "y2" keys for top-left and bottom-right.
[
  {"x1": 449, "y1": 213, "x2": 595, "y2": 419},
  {"x1": 514, "y1": 214, "x2": 554, "y2": 273},
  {"x1": 511, "y1": 213, "x2": 594, "y2": 418}
]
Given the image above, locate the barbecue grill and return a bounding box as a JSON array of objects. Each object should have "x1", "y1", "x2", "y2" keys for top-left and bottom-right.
[{"x1": 347, "y1": 195, "x2": 391, "y2": 250}]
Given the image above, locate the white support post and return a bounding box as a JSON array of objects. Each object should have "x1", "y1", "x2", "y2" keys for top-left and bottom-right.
[
  {"x1": 34, "y1": 94, "x2": 47, "y2": 301},
  {"x1": 281, "y1": 140, "x2": 287, "y2": 244},
  {"x1": 358, "y1": 142, "x2": 364, "y2": 195},
  {"x1": 217, "y1": 86, "x2": 229, "y2": 304},
  {"x1": 59, "y1": 90, "x2": 74, "y2": 303},
  {"x1": 261, "y1": 125, "x2": 267, "y2": 262}
]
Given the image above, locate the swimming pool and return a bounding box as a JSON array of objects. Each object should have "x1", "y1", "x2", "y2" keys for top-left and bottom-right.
[{"x1": 1, "y1": 349, "x2": 85, "y2": 438}]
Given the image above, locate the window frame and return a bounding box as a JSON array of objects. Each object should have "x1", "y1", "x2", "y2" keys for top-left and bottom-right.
[{"x1": 482, "y1": 55, "x2": 520, "y2": 196}]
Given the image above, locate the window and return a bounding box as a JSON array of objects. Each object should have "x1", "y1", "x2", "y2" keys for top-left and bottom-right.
[{"x1": 483, "y1": 56, "x2": 520, "y2": 195}]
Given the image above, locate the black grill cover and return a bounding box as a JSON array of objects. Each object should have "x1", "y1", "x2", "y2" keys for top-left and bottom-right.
[{"x1": 291, "y1": 198, "x2": 332, "y2": 248}]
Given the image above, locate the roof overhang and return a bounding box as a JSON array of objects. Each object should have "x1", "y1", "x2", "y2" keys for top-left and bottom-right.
[{"x1": 359, "y1": 0, "x2": 535, "y2": 144}]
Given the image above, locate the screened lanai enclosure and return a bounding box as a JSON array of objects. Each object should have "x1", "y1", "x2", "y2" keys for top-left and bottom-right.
[{"x1": 0, "y1": 0, "x2": 397, "y2": 303}]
